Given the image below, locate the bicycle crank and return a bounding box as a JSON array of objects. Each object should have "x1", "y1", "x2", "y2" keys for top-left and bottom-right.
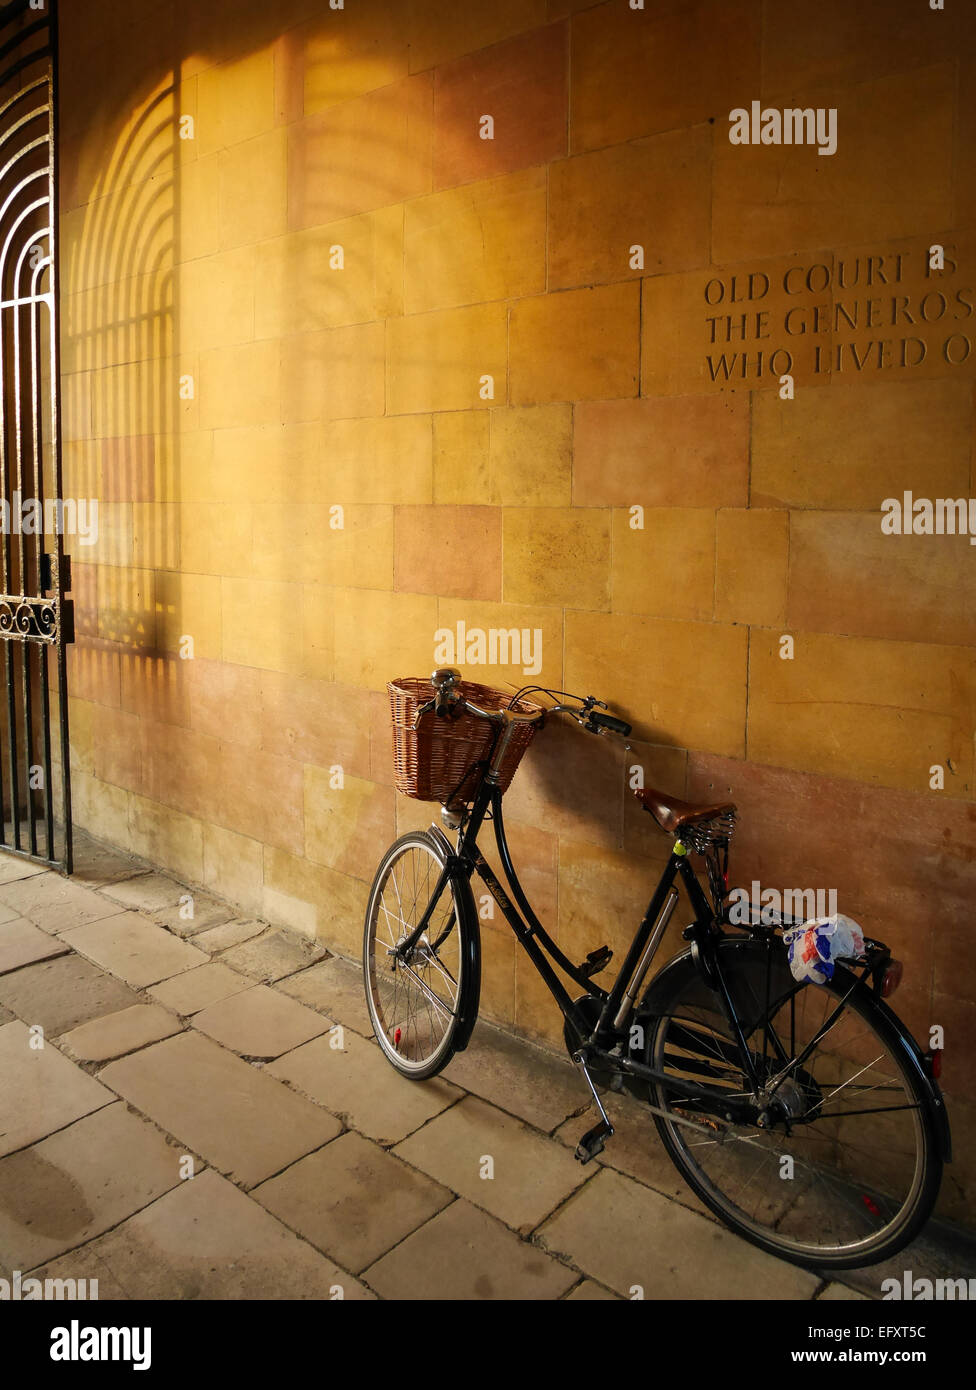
[{"x1": 571, "y1": 1045, "x2": 615, "y2": 1162}]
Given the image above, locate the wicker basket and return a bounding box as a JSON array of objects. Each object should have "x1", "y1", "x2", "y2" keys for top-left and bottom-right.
[{"x1": 389, "y1": 677, "x2": 544, "y2": 806}]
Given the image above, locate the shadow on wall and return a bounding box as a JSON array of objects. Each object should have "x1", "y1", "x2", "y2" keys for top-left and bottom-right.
[
  {"x1": 61, "y1": 53, "x2": 180, "y2": 705},
  {"x1": 60, "y1": 0, "x2": 419, "y2": 721}
]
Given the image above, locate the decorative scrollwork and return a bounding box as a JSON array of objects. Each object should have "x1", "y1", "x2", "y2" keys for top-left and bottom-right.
[{"x1": 0, "y1": 594, "x2": 57, "y2": 641}]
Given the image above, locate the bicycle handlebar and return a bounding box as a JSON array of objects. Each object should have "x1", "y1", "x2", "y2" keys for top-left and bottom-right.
[{"x1": 416, "y1": 672, "x2": 631, "y2": 740}]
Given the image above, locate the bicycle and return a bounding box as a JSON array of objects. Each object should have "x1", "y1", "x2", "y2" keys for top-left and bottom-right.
[{"x1": 363, "y1": 669, "x2": 951, "y2": 1270}]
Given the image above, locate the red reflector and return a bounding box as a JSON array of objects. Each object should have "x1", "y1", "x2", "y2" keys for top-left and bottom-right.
[
  {"x1": 881, "y1": 959, "x2": 903, "y2": 998},
  {"x1": 862, "y1": 1194, "x2": 881, "y2": 1217},
  {"x1": 931, "y1": 1049, "x2": 942, "y2": 1080}
]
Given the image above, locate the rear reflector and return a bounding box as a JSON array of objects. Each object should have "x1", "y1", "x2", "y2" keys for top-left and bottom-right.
[
  {"x1": 881, "y1": 959, "x2": 903, "y2": 998},
  {"x1": 930, "y1": 1049, "x2": 943, "y2": 1080}
]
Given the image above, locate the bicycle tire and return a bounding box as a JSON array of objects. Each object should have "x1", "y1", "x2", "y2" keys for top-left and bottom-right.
[
  {"x1": 643, "y1": 940, "x2": 942, "y2": 1269},
  {"x1": 363, "y1": 830, "x2": 480, "y2": 1080}
]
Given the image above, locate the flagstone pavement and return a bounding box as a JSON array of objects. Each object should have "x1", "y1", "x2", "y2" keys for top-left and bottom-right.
[{"x1": 0, "y1": 831, "x2": 973, "y2": 1301}]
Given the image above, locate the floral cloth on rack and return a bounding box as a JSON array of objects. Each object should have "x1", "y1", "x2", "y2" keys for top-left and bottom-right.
[{"x1": 782, "y1": 913, "x2": 866, "y2": 985}]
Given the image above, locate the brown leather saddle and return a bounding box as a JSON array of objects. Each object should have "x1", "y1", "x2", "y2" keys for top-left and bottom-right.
[{"x1": 635, "y1": 785, "x2": 736, "y2": 833}]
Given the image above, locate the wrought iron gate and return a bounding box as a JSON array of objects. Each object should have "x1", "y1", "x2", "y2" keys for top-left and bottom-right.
[{"x1": 0, "y1": 0, "x2": 72, "y2": 872}]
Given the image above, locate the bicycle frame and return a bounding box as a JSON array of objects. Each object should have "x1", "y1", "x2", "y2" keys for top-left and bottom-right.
[{"x1": 398, "y1": 773, "x2": 767, "y2": 1123}]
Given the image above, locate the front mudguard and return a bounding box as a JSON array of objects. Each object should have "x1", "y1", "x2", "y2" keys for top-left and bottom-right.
[
  {"x1": 634, "y1": 933, "x2": 951, "y2": 1162},
  {"x1": 426, "y1": 823, "x2": 481, "y2": 1053}
]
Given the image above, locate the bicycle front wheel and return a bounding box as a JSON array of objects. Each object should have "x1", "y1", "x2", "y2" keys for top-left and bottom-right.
[
  {"x1": 645, "y1": 944, "x2": 942, "y2": 1269},
  {"x1": 364, "y1": 830, "x2": 479, "y2": 1080}
]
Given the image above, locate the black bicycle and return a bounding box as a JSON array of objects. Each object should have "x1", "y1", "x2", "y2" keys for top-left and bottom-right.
[{"x1": 363, "y1": 670, "x2": 950, "y2": 1270}]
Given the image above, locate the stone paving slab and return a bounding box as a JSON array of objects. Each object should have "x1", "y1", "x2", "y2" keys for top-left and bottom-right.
[
  {"x1": 274, "y1": 956, "x2": 372, "y2": 1034},
  {"x1": 59, "y1": 1004, "x2": 182, "y2": 1063},
  {"x1": 0, "y1": 854, "x2": 47, "y2": 886},
  {"x1": 364, "y1": 1197, "x2": 577, "y2": 1300},
  {"x1": 0, "y1": 872, "x2": 126, "y2": 935},
  {"x1": 99, "y1": 1031, "x2": 343, "y2": 1188},
  {"x1": 192, "y1": 984, "x2": 330, "y2": 1059},
  {"x1": 148, "y1": 961, "x2": 251, "y2": 1015},
  {"x1": 0, "y1": 1020, "x2": 113, "y2": 1157},
  {"x1": 193, "y1": 917, "x2": 267, "y2": 953},
  {"x1": 0, "y1": 1101, "x2": 184, "y2": 1268},
  {"x1": 61, "y1": 912, "x2": 209, "y2": 988},
  {"x1": 535, "y1": 1167, "x2": 820, "y2": 1300},
  {"x1": 70, "y1": 835, "x2": 151, "y2": 890},
  {"x1": 268, "y1": 1028, "x2": 461, "y2": 1146},
  {"x1": 0, "y1": 853, "x2": 47, "y2": 884},
  {"x1": 220, "y1": 927, "x2": 327, "y2": 982},
  {"x1": 394, "y1": 1095, "x2": 588, "y2": 1235},
  {"x1": 153, "y1": 895, "x2": 236, "y2": 938},
  {"x1": 31, "y1": 1169, "x2": 374, "y2": 1299},
  {"x1": 101, "y1": 873, "x2": 186, "y2": 913},
  {"x1": 253, "y1": 1130, "x2": 452, "y2": 1275},
  {"x1": 0, "y1": 954, "x2": 141, "y2": 1035},
  {"x1": 0, "y1": 917, "x2": 70, "y2": 974},
  {"x1": 820, "y1": 1282, "x2": 870, "y2": 1300},
  {"x1": 0, "y1": 901, "x2": 22, "y2": 924},
  {"x1": 443, "y1": 1020, "x2": 586, "y2": 1132}
]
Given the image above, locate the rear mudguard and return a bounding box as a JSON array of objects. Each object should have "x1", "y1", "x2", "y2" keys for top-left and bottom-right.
[{"x1": 635, "y1": 933, "x2": 951, "y2": 1162}]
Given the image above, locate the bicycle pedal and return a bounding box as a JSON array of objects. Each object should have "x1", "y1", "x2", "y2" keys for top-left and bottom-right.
[
  {"x1": 580, "y1": 945, "x2": 613, "y2": 978},
  {"x1": 574, "y1": 1120, "x2": 613, "y2": 1164}
]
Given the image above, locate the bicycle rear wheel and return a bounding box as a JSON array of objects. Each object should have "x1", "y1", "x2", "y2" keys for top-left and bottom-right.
[
  {"x1": 363, "y1": 830, "x2": 479, "y2": 1080},
  {"x1": 645, "y1": 944, "x2": 942, "y2": 1269}
]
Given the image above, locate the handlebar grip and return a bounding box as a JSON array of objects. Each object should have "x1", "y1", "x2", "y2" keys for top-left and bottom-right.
[{"x1": 590, "y1": 712, "x2": 632, "y2": 737}]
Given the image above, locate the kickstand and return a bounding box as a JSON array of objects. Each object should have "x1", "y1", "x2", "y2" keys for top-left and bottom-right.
[{"x1": 572, "y1": 1050, "x2": 614, "y2": 1163}]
